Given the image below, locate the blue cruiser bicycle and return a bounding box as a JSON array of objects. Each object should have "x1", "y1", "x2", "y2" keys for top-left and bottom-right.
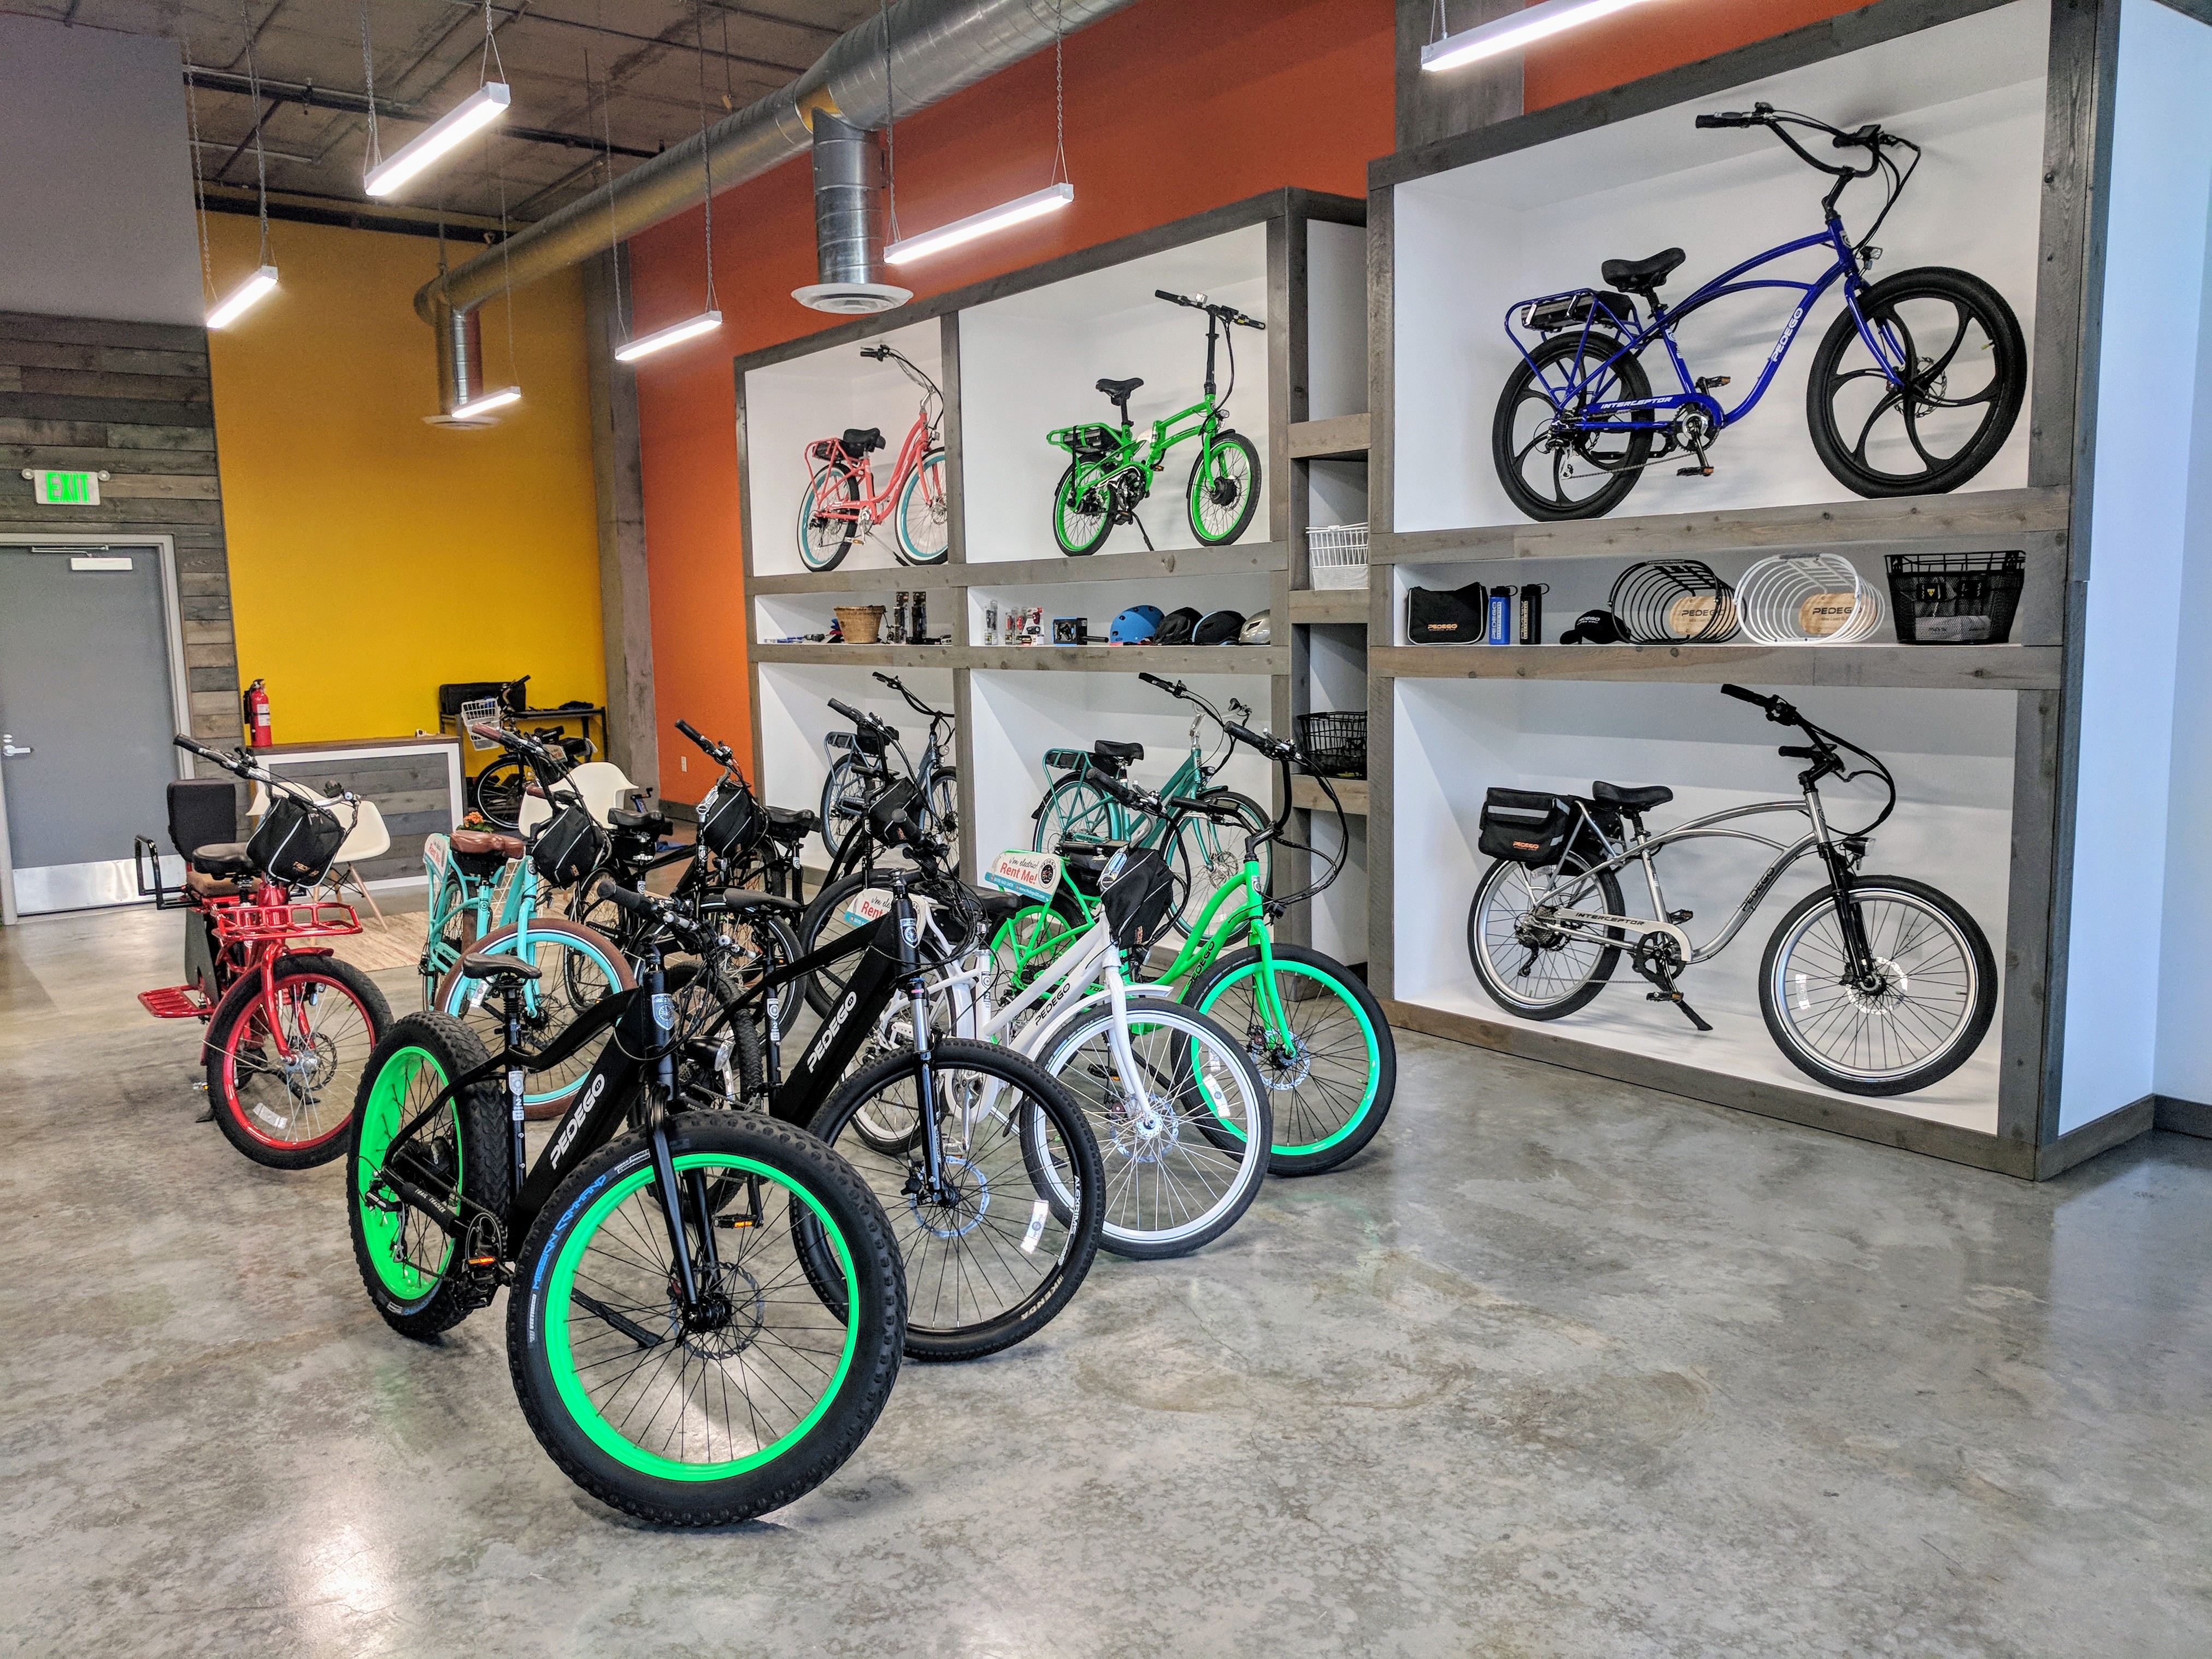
[{"x1": 1492, "y1": 104, "x2": 2026, "y2": 521}]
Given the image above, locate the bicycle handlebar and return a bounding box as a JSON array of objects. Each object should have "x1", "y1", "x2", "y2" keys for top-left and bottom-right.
[
  {"x1": 827, "y1": 697, "x2": 867, "y2": 725},
  {"x1": 597, "y1": 879, "x2": 658, "y2": 919},
  {"x1": 1154, "y1": 289, "x2": 1264, "y2": 331},
  {"x1": 172, "y1": 733, "x2": 356, "y2": 807},
  {"x1": 674, "y1": 717, "x2": 736, "y2": 767}
]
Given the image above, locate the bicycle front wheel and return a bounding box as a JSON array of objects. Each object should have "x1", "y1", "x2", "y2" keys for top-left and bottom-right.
[
  {"x1": 1759, "y1": 876, "x2": 1996, "y2": 1096},
  {"x1": 436, "y1": 919, "x2": 634, "y2": 1118},
  {"x1": 808, "y1": 1039, "x2": 1103, "y2": 1362},
  {"x1": 204, "y1": 953, "x2": 391, "y2": 1169},
  {"x1": 1187, "y1": 943, "x2": 1396, "y2": 1177},
  {"x1": 507, "y1": 1114, "x2": 905, "y2": 1526},
  {"x1": 1186, "y1": 428, "x2": 1261, "y2": 546},
  {"x1": 470, "y1": 756, "x2": 530, "y2": 830},
  {"x1": 1038, "y1": 1003, "x2": 1270, "y2": 1260},
  {"x1": 819, "y1": 755, "x2": 874, "y2": 859},
  {"x1": 1167, "y1": 791, "x2": 1269, "y2": 939},
  {"x1": 895, "y1": 448, "x2": 951, "y2": 564}
]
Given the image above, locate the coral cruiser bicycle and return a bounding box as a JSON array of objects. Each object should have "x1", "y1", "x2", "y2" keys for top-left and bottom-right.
[
  {"x1": 1048, "y1": 289, "x2": 1264, "y2": 555},
  {"x1": 1466, "y1": 684, "x2": 1997, "y2": 1097},
  {"x1": 797, "y1": 344, "x2": 949, "y2": 571},
  {"x1": 135, "y1": 736, "x2": 391, "y2": 1168},
  {"x1": 1493, "y1": 103, "x2": 2026, "y2": 521}
]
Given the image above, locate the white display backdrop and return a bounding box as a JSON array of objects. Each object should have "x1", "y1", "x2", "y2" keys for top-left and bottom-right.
[
  {"x1": 743, "y1": 319, "x2": 945, "y2": 579},
  {"x1": 1393, "y1": 0, "x2": 2047, "y2": 533},
  {"x1": 960, "y1": 226, "x2": 1272, "y2": 564},
  {"x1": 967, "y1": 668, "x2": 1274, "y2": 893},
  {"x1": 755, "y1": 663, "x2": 957, "y2": 867},
  {"x1": 2068, "y1": 0, "x2": 2212, "y2": 1130},
  {"x1": 1392, "y1": 678, "x2": 2015, "y2": 1132},
  {"x1": 1307, "y1": 218, "x2": 1368, "y2": 422}
]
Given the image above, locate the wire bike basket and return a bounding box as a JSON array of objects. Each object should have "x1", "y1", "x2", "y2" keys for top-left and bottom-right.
[
  {"x1": 1306, "y1": 522, "x2": 1369, "y2": 590},
  {"x1": 1609, "y1": 561, "x2": 1740, "y2": 644},
  {"x1": 1884, "y1": 550, "x2": 2025, "y2": 644},
  {"x1": 1737, "y1": 551, "x2": 1886, "y2": 644},
  {"x1": 1295, "y1": 711, "x2": 1368, "y2": 779}
]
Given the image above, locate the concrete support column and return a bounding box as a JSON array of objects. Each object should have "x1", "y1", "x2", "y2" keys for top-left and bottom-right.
[{"x1": 581, "y1": 246, "x2": 660, "y2": 792}]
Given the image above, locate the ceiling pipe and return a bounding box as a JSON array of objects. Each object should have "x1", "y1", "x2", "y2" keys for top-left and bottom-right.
[
  {"x1": 793, "y1": 110, "x2": 910, "y2": 315},
  {"x1": 412, "y1": 0, "x2": 1136, "y2": 343}
]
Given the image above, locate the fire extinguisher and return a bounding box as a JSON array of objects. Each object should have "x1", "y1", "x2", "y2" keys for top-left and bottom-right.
[{"x1": 243, "y1": 679, "x2": 273, "y2": 749}]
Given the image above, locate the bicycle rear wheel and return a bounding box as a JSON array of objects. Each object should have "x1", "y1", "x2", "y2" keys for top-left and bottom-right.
[
  {"x1": 436, "y1": 919, "x2": 633, "y2": 1119},
  {"x1": 1031, "y1": 774, "x2": 1118, "y2": 854},
  {"x1": 1052, "y1": 461, "x2": 1114, "y2": 556},
  {"x1": 798, "y1": 463, "x2": 861, "y2": 572},
  {"x1": 807, "y1": 1039, "x2": 1103, "y2": 1362},
  {"x1": 819, "y1": 756, "x2": 875, "y2": 859},
  {"x1": 1467, "y1": 854, "x2": 1625, "y2": 1020},
  {"x1": 204, "y1": 954, "x2": 391, "y2": 1170},
  {"x1": 470, "y1": 756, "x2": 530, "y2": 831},
  {"x1": 1492, "y1": 333, "x2": 1652, "y2": 521},
  {"x1": 1036, "y1": 1002, "x2": 1270, "y2": 1260},
  {"x1": 507, "y1": 1114, "x2": 905, "y2": 1525}
]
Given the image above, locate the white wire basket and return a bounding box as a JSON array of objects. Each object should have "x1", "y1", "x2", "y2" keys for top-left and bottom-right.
[
  {"x1": 1737, "y1": 551, "x2": 1886, "y2": 645},
  {"x1": 1307, "y1": 522, "x2": 1369, "y2": 590},
  {"x1": 458, "y1": 697, "x2": 505, "y2": 751}
]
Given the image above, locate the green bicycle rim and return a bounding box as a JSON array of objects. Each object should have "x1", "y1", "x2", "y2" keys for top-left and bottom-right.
[
  {"x1": 1197, "y1": 959, "x2": 1379, "y2": 1155},
  {"x1": 439, "y1": 931, "x2": 623, "y2": 1108},
  {"x1": 356, "y1": 1047, "x2": 454, "y2": 1303},
  {"x1": 544, "y1": 1152, "x2": 861, "y2": 1481}
]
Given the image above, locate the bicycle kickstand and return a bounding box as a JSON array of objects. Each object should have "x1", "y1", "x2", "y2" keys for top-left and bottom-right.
[{"x1": 1645, "y1": 978, "x2": 1714, "y2": 1032}]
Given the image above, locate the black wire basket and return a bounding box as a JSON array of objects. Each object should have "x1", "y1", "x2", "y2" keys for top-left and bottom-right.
[
  {"x1": 1884, "y1": 551, "x2": 2025, "y2": 644},
  {"x1": 1296, "y1": 711, "x2": 1368, "y2": 779},
  {"x1": 1609, "y1": 560, "x2": 1740, "y2": 644}
]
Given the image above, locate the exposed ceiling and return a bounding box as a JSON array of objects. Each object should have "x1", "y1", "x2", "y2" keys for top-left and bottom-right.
[{"x1": 11, "y1": 0, "x2": 878, "y2": 230}]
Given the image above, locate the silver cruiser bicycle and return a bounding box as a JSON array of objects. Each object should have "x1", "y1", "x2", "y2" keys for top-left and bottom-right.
[{"x1": 1466, "y1": 684, "x2": 1996, "y2": 1096}]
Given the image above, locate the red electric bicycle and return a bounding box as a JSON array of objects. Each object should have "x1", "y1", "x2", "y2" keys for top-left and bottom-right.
[
  {"x1": 135, "y1": 736, "x2": 391, "y2": 1170},
  {"x1": 796, "y1": 344, "x2": 950, "y2": 572}
]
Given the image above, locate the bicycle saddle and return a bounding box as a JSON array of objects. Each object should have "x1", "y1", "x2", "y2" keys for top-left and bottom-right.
[
  {"x1": 1601, "y1": 248, "x2": 1686, "y2": 294},
  {"x1": 188, "y1": 842, "x2": 254, "y2": 878},
  {"x1": 1091, "y1": 739, "x2": 1143, "y2": 772},
  {"x1": 607, "y1": 807, "x2": 669, "y2": 835},
  {"x1": 456, "y1": 950, "x2": 542, "y2": 983},
  {"x1": 840, "y1": 426, "x2": 885, "y2": 454},
  {"x1": 763, "y1": 805, "x2": 819, "y2": 838},
  {"x1": 975, "y1": 888, "x2": 1030, "y2": 927},
  {"x1": 1592, "y1": 780, "x2": 1674, "y2": 811},
  {"x1": 452, "y1": 828, "x2": 526, "y2": 860},
  {"x1": 1095, "y1": 377, "x2": 1144, "y2": 418}
]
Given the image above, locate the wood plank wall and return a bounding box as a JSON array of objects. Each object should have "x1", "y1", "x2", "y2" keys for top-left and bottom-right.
[
  {"x1": 261, "y1": 748, "x2": 459, "y2": 886},
  {"x1": 0, "y1": 309, "x2": 238, "y2": 744}
]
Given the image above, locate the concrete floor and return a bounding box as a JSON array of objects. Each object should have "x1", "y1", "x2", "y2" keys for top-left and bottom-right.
[{"x1": 3, "y1": 903, "x2": 2210, "y2": 1658}]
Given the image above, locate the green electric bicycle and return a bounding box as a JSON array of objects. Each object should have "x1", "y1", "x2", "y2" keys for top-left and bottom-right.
[
  {"x1": 993, "y1": 676, "x2": 1395, "y2": 1178},
  {"x1": 1029, "y1": 693, "x2": 1270, "y2": 939},
  {"x1": 1046, "y1": 289, "x2": 1265, "y2": 556}
]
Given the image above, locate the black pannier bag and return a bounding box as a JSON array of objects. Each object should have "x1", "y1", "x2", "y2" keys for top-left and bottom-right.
[
  {"x1": 1477, "y1": 788, "x2": 1580, "y2": 866},
  {"x1": 247, "y1": 795, "x2": 348, "y2": 887},
  {"x1": 531, "y1": 802, "x2": 608, "y2": 887},
  {"x1": 697, "y1": 775, "x2": 764, "y2": 860},
  {"x1": 1407, "y1": 581, "x2": 1489, "y2": 644},
  {"x1": 1099, "y1": 846, "x2": 1178, "y2": 954}
]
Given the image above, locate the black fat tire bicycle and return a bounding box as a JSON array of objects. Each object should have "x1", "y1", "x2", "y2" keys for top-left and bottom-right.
[{"x1": 1464, "y1": 684, "x2": 1997, "y2": 1097}]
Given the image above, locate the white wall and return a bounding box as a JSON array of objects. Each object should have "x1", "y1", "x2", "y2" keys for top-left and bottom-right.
[
  {"x1": 1392, "y1": 1, "x2": 2046, "y2": 532},
  {"x1": 1307, "y1": 219, "x2": 1367, "y2": 422},
  {"x1": 0, "y1": 17, "x2": 202, "y2": 325},
  {"x1": 2069, "y1": 0, "x2": 2212, "y2": 1127}
]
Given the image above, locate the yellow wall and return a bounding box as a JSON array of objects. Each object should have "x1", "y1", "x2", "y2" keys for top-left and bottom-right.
[{"x1": 204, "y1": 214, "x2": 604, "y2": 750}]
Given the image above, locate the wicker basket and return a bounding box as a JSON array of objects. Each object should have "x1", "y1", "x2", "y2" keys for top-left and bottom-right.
[
  {"x1": 833, "y1": 605, "x2": 886, "y2": 644},
  {"x1": 1307, "y1": 522, "x2": 1369, "y2": 591}
]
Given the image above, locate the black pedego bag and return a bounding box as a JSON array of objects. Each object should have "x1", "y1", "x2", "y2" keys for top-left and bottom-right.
[
  {"x1": 1407, "y1": 580, "x2": 1489, "y2": 644},
  {"x1": 1099, "y1": 846, "x2": 1178, "y2": 955},
  {"x1": 1476, "y1": 789, "x2": 1582, "y2": 866},
  {"x1": 531, "y1": 802, "x2": 609, "y2": 888},
  {"x1": 247, "y1": 795, "x2": 348, "y2": 887},
  {"x1": 697, "y1": 773, "x2": 764, "y2": 860}
]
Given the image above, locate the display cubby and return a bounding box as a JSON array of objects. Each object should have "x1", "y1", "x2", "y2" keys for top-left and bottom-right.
[
  {"x1": 1362, "y1": 0, "x2": 2212, "y2": 1178},
  {"x1": 731, "y1": 189, "x2": 1366, "y2": 881}
]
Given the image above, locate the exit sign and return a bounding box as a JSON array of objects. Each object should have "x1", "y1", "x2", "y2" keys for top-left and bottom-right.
[{"x1": 23, "y1": 469, "x2": 104, "y2": 505}]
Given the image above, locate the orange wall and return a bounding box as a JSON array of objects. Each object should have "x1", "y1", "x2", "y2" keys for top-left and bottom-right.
[{"x1": 626, "y1": 0, "x2": 1874, "y2": 803}]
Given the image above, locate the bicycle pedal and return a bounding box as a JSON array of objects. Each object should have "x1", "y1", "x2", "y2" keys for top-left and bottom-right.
[
  {"x1": 1695, "y1": 375, "x2": 1732, "y2": 390},
  {"x1": 1667, "y1": 909, "x2": 1694, "y2": 924},
  {"x1": 1676, "y1": 464, "x2": 1715, "y2": 477}
]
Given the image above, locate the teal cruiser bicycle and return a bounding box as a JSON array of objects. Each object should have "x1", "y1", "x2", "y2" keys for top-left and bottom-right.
[
  {"x1": 1046, "y1": 290, "x2": 1264, "y2": 556},
  {"x1": 997, "y1": 675, "x2": 1395, "y2": 1177},
  {"x1": 1030, "y1": 691, "x2": 1270, "y2": 938}
]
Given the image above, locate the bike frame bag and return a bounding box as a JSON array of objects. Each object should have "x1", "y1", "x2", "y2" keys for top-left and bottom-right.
[
  {"x1": 248, "y1": 795, "x2": 347, "y2": 886},
  {"x1": 1100, "y1": 846, "x2": 1177, "y2": 954},
  {"x1": 697, "y1": 775, "x2": 765, "y2": 859},
  {"x1": 1407, "y1": 581, "x2": 1490, "y2": 644},
  {"x1": 531, "y1": 802, "x2": 608, "y2": 887}
]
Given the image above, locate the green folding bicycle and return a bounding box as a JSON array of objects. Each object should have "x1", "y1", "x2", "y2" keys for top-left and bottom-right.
[
  {"x1": 993, "y1": 676, "x2": 1395, "y2": 1178},
  {"x1": 1045, "y1": 289, "x2": 1264, "y2": 556}
]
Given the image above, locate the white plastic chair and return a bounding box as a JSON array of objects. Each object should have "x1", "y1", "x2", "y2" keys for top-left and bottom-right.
[
  {"x1": 517, "y1": 761, "x2": 645, "y2": 834},
  {"x1": 316, "y1": 799, "x2": 391, "y2": 928}
]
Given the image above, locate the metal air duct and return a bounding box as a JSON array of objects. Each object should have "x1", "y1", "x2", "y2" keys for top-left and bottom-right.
[
  {"x1": 793, "y1": 111, "x2": 910, "y2": 315},
  {"x1": 411, "y1": 0, "x2": 1136, "y2": 338}
]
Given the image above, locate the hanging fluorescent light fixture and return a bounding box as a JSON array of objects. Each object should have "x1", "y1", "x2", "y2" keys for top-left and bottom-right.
[
  {"x1": 885, "y1": 182, "x2": 1073, "y2": 266},
  {"x1": 451, "y1": 385, "x2": 521, "y2": 419},
  {"x1": 207, "y1": 264, "x2": 279, "y2": 330},
  {"x1": 615, "y1": 310, "x2": 724, "y2": 363},
  {"x1": 364, "y1": 81, "x2": 510, "y2": 197},
  {"x1": 1421, "y1": 0, "x2": 1659, "y2": 73}
]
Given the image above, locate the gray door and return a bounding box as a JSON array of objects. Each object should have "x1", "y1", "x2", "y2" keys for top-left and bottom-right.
[{"x1": 0, "y1": 544, "x2": 183, "y2": 914}]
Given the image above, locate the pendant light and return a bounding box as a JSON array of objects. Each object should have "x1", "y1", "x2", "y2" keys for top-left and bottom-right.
[
  {"x1": 616, "y1": 2, "x2": 722, "y2": 363},
  {"x1": 1420, "y1": 0, "x2": 1661, "y2": 74},
  {"x1": 205, "y1": 2, "x2": 278, "y2": 330},
  {"x1": 885, "y1": 0, "x2": 1074, "y2": 266},
  {"x1": 366, "y1": 4, "x2": 510, "y2": 198}
]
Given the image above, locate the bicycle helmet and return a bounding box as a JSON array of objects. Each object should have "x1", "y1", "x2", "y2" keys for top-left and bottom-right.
[
  {"x1": 1156, "y1": 607, "x2": 1204, "y2": 646},
  {"x1": 1193, "y1": 609, "x2": 1246, "y2": 645},
  {"x1": 1109, "y1": 604, "x2": 1164, "y2": 644},
  {"x1": 1238, "y1": 610, "x2": 1272, "y2": 646}
]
